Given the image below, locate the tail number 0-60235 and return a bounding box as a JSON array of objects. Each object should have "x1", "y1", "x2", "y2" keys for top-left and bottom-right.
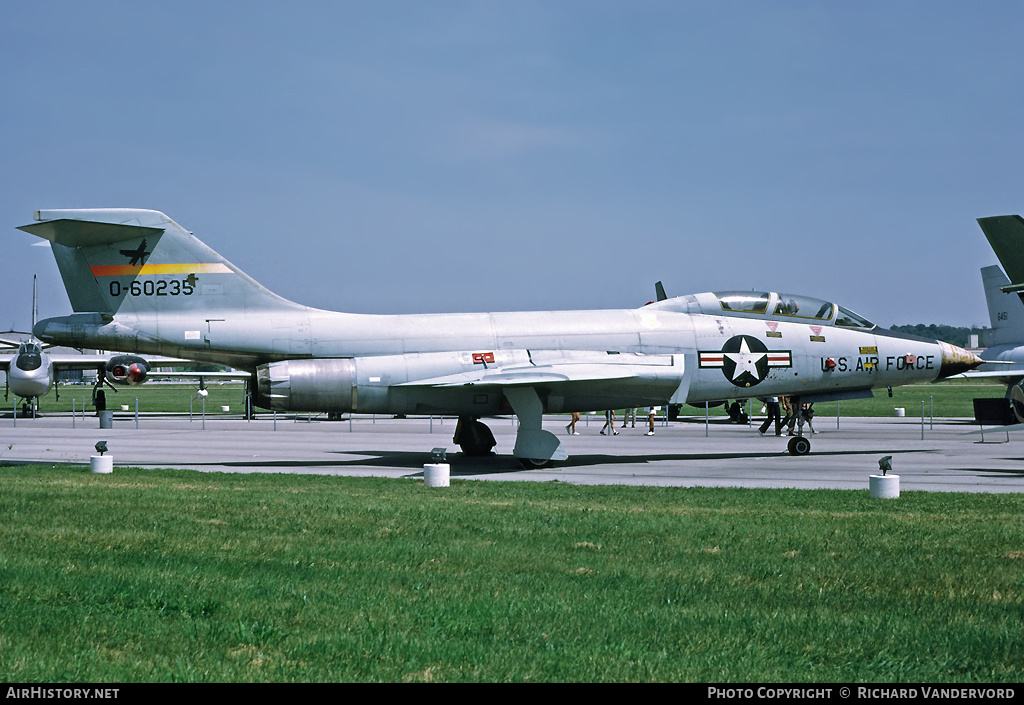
[{"x1": 109, "y1": 279, "x2": 195, "y2": 297}]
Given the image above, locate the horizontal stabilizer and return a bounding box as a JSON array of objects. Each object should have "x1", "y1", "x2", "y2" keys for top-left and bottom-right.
[
  {"x1": 978, "y1": 216, "x2": 1024, "y2": 290},
  {"x1": 19, "y1": 218, "x2": 164, "y2": 248}
]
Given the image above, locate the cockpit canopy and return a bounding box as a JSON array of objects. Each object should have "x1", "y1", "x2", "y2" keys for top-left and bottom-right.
[
  {"x1": 647, "y1": 291, "x2": 875, "y2": 330},
  {"x1": 15, "y1": 342, "x2": 43, "y2": 371}
]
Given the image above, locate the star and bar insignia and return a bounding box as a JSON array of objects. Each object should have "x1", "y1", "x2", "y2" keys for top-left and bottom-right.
[{"x1": 699, "y1": 335, "x2": 792, "y2": 387}]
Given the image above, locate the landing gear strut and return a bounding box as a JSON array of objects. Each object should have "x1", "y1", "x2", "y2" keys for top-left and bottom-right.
[
  {"x1": 454, "y1": 387, "x2": 570, "y2": 468},
  {"x1": 504, "y1": 387, "x2": 567, "y2": 468}
]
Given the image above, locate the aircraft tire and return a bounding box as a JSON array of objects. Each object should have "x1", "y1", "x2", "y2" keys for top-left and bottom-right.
[
  {"x1": 787, "y1": 436, "x2": 811, "y2": 456},
  {"x1": 1011, "y1": 383, "x2": 1024, "y2": 423},
  {"x1": 518, "y1": 457, "x2": 551, "y2": 469},
  {"x1": 454, "y1": 417, "x2": 497, "y2": 456}
]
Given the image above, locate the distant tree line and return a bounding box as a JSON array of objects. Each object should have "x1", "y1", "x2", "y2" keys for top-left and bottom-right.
[{"x1": 888, "y1": 324, "x2": 982, "y2": 348}]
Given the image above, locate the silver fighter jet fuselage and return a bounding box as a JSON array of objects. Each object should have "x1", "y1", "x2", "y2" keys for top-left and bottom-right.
[{"x1": 21, "y1": 209, "x2": 982, "y2": 463}]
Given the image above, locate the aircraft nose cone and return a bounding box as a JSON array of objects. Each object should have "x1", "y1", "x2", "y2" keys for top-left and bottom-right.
[
  {"x1": 937, "y1": 341, "x2": 985, "y2": 380},
  {"x1": 127, "y1": 362, "x2": 148, "y2": 384}
]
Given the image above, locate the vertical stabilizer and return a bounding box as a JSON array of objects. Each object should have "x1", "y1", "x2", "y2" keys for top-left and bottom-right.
[
  {"x1": 17, "y1": 209, "x2": 304, "y2": 317},
  {"x1": 981, "y1": 265, "x2": 1024, "y2": 347}
]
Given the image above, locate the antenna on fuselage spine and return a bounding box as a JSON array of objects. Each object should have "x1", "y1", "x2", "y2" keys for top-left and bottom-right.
[{"x1": 655, "y1": 281, "x2": 667, "y2": 301}]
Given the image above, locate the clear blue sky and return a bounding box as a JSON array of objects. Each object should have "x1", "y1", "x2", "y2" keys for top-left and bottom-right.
[{"x1": 3, "y1": 1, "x2": 1022, "y2": 332}]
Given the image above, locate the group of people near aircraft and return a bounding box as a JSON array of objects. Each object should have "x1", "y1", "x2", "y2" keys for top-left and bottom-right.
[
  {"x1": 565, "y1": 407, "x2": 659, "y2": 437},
  {"x1": 757, "y1": 396, "x2": 814, "y2": 437}
]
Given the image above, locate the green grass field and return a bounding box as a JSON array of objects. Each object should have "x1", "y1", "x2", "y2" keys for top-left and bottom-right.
[
  {"x1": 20, "y1": 382, "x2": 248, "y2": 416},
  {"x1": 1, "y1": 466, "x2": 1021, "y2": 682}
]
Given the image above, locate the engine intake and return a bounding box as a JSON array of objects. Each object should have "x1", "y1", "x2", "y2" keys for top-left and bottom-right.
[{"x1": 105, "y1": 354, "x2": 150, "y2": 386}]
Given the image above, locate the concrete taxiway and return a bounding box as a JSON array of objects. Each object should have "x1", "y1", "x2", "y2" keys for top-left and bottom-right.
[{"x1": 2, "y1": 412, "x2": 1024, "y2": 493}]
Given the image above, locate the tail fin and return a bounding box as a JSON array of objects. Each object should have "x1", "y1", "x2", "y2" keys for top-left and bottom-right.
[
  {"x1": 17, "y1": 209, "x2": 303, "y2": 317},
  {"x1": 981, "y1": 264, "x2": 1024, "y2": 346}
]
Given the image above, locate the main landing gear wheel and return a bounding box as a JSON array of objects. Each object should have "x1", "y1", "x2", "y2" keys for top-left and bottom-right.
[
  {"x1": 787, "y1": 436, "x2": 811, "y2": 456},
  {"x1": 454, "y1": 417, "x2": 497, "y2": 456},
  {"x1": 1011, "y1": 383, "x2": 1024, "y2": 423},
  {"x1": 518, "y1": 457, "x2": 551, "y2": 469}
]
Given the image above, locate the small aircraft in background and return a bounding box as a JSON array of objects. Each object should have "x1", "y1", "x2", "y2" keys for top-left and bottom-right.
[
  {"x1": 1, "y1": 276, "x2": 245, "y2": 415},
  {"x1": 1, "y1": 335, "x2": 147, "y2": 411},
  {"x1": 20, "y1": 208, "x2": 983, "y2": 463},
  {"x1": 0, "y1": 334, "x2": 244, "y2": 416}
]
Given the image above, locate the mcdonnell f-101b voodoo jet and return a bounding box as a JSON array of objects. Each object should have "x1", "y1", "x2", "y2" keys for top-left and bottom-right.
[{"x1": 19, "y1": 209, "x2": 983, "y2": 465}]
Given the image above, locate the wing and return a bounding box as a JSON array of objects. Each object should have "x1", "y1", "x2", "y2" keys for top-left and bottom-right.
[
  {"x1": 0, "y1": 334, "x2": 31, "y2": 349},
  {"x1": 0, "y1": 352, "x2": 133, "y2": 374},
  {"x1": 44, "y1": 353, "x2": 249, "y2": 380},
  {"x1": 146, "y1": 370, "x2": 250, "y2": 380},
  {"x1": 956, "y1": 370, "x2": 1024, "y2": 379},
  {"x1": 47, "y1": 354, "x2": 118, "y2": 372},
  {"x1": 952, "y1": 362, "x2": 1024, "y2": 383},
  {"x1": 396, "y1": 350, "x2": 682, "y2": 391}
]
